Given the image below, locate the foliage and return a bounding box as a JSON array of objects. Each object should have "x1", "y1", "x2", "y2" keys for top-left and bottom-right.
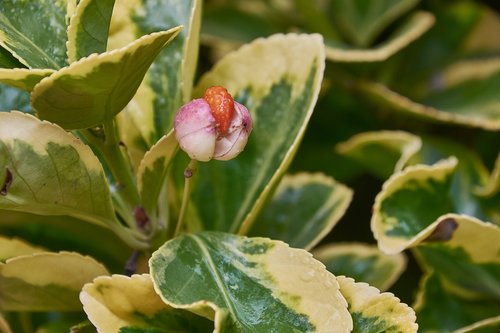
[{"x1": 0, "y1": 0, "x2": 498, "y2": 332}]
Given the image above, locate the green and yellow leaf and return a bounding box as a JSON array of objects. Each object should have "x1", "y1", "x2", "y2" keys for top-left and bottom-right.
[
  {"x1": 0, "y1": 46, "x2": 24, "y2": 69},
  {"x1": 336, "y1": 130, "x2": 422, "y2": 179},
  {"x1": 150, "y1": 232, "x2": 353, "y2": 332},
  {"x1": 0, "y1": 112, "x2": 116, "y2": 228},
  {"x1": 67, "y1": 0, "x2": 116, "y2": 63},
  {"x1": 0, "y1": 68, "x2": 54, "y2": 91},
  {"x1": 0, "y1": 251, "x2": 108, "y2": 311},
  {"x1": 32, "y1": 27, "x2": 181, "y2": 130},
  {"x1": 337, "y1": 276, "x2": 418, "y2": 333},
  {"x1": 137, "y1": 130, "x2": 178, "y2": 216},
  {"x1": 80, "y1": 274, "x2": 213, "y2": 332},
  {"x1": 414, "y1": 273, "x2": 500, "y2": 333},
  {"x1": 177, "y1": 33, "x2": 325, "y2": 234},
  {"x1": 313, "y1": 243, "x2": 406, "y2": 291},
  {"x1": 0, "y1": 0, "x2": 75, "y2": 69},
  {"x1": 0, "y1": 236, "x2": 44, "y2": 262},
  {"x1": 325, "y1": 11, "x2": 434, "y2": 62},
  {"x1": 249, "y1": 172, "x2": 353, "y2": 250}
]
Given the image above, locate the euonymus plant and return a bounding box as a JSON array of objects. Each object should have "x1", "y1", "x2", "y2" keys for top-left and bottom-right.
[{"x1": 0, "y1": 0, "x2": 498, "y2": 332}]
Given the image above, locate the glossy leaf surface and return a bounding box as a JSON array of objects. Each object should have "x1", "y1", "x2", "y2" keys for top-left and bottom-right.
[
  {"x1": 32, "y1": 27, "x2": 181, "y2": 130},
  {"x1": 0, "y1": 0, "x2": 74, "y2": 69},
  {"x1": 337, "y1": 276, "x2": 418, "y2": 333},
  {"x1": 249, "y1": 173, "x2": 352, "y2": 250},
  {"x1": 0, "y1": 68, "x2": 54, "y2": 91},
  {"x1": 180, "y1": 33, "x2": 325, "y2": 233},
  {"x1": 81, "y1": 274, "x2": 212, "y2": 332},
  {"x1": 150, "y1": 232, "x2": 352, "y2": 332},
  {"x1": 0, "y1": 252, "x2": 108, "y2": 311},
  {"x1": 313, "y1": 243, "x2": 406, "y2": 291},
  {"x1": 0, "y1": 112, "x2": 116, "y2": 228},
  {"x1": 66, "y1": 0, "x2": 116, "y2": 63}
]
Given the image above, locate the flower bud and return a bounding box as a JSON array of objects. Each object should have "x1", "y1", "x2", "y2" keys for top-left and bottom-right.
[{"x1": 174, "y1": 86, "x2": 252, "y2": 162}]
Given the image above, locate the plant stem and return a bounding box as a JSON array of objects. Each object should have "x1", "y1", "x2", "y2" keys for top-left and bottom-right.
[{"x1": 174, "y1": 159, "x2": 197, "y2": 237}]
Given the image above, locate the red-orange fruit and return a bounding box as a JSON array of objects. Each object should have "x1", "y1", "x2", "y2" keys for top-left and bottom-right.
[{"x1": 203, "y1": 86, "x2": 235, "y2": 135}]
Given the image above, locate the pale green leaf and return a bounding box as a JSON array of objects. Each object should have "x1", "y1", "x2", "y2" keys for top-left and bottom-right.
[
  {"x1": 80, "y1": 274, "x2": 213, "y2": 332},
  {"x1": 67, "y1": 0, "x2": 116, "y2": 63},
  {"x1": 475, "y1": 153, "x2": 500, "y2": 197},
  {"x1": 137, "y1": 130, "x2": 178, "y2": 215},
  {"x1": 0, "y1": 251, "x2": 108, "y2": 311},
  {"x1": 313, "y1": 243, "x2": 406, "y2": 291},
  {"x1": 336, "y1": 130, "x2": 422, "y2": 179},
  {"x1": 325, "y1": 11, "x2": 434, "y2": 62},
  {"x1": 0, "y1": 0, "x2": 76, "y2": 69},
  {"x1": 337, "y1": 276, "x2": 418, "y2": 333},
  {"x1": 178, "y1": 33, "x2": 325, "y2": 234},
  {"x1": 414, "y1": 273, "x2": 500, "y2": 333},
  {"x1": 150, "y1": 232, "x2": 353, "y2": 332},
  {"x1": 32, "y1": 27, "x2": 181, "y2": 130},
  {"x1": 0, "y1": 68, "x2": 54, "y2": 91},
  {"x1": 0, "y1": 236, "x2": 44, "y2": 262},
  {"x1": 113, "y1": 0, "x2": 201, "y2": 149},
  {"x1": 0, "y1": 112, "x2": 116, "y2": 228},
  {"x1": 329, "y1": 0, "x2": 419, "y2": 47},
  {"x1": 249, "y1": 172, "x2": 352, "y2": 250}
]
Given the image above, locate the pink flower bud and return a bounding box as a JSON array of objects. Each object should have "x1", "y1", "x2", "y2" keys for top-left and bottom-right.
[{"x1": 174, "y1": 86, "x2": 252, "y2": 162}]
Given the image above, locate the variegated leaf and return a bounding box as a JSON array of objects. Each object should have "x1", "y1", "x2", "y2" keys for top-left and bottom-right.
[
  {"x1": 359, "y1": 59, "x2": 500, "y2": 130},
  {"x1": 0, "y1": 236, "x2": 44, "y2": 262},
  {"x1": 248, "y1": 172, "x2": 352, "y2": 250},
  {"x1": 313, "y1": 243, "x2": 406, "y2": 291},
  {"x1": 67, "y1": 0, "x2": 116, "y2": 63},
  {"x1": 337, "y1": 276, "x2": 418, "y2": 332},
  {"x1": 414, "y1": 273, "x2": 500, "y2": 333},
  {"x1": 32, "y1": 27, "x2": 181, "y2": 130},
  {"x1": 0, "y1": 68, "x2": 54, "y2": 91},
  {"x1": 150, "y1": 232, "x2": 353, "y2": 332},
  {"x1": 137, "y1": 130, "x2": 178, "y2": 216},
  {"x1": 336, "y1": 131, "x2": 422, "y2": 178},
  {"x1": 0, "y1": 252, "x2": 108, "y2": 311},
  {"x1": 329, "y1": 0, "x2": 419, "y2": 47},
  {"x1": 0, "y1": 46, "x2": 24, "y2": 69},
  {"x1": 176, "y1": 33, "x2": 325, "y2": 234},
  {"x1": 0, "y1": 112, "x2": 116, "y2": 228},
  {"x1": 80, "y1": 274, "x2": 213, "y2": 332},
  {"x1": 112, "y1": 0, "x2": 201, "y2": 151},
  {"x1": 0, "y1": 0, "x2": 75, "y2": 69},
  {"x1": 325, "y1": 11, "x2": 434, "y2": 62}
]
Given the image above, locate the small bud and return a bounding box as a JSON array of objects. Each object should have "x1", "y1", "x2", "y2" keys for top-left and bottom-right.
[{"x1": 174, "y1": 86, "x2": 252, "y2": 162}]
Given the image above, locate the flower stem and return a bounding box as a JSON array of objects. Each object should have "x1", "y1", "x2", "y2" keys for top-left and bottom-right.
[{"x1": 174, "y1": 159, "x2": 197, "y2": 237}]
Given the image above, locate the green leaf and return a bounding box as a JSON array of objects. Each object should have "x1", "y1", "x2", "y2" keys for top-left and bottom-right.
[
  {"x1": 137, "y1": 130, "x2": 178, "y2": 216},
  {"x1": 373, "y1": 158, "x2": 459, "y2": 253},
  {"x1": 337, "y1": 276, "x2": 418, "y2": 333},
  {"x1": 181, "y1": 33, "x2": 325, "y2": 234},
  {"x1": 325, "y1": 11, "x2": 434, "y2": 62},
  {"x1": 313, "y1": 243, "x2": 406, "y2": 291},
  {"x1": 336, "y1": 130, "x2": 422, "y2": 179},
  {"x1": 80, "y1": 274, "x2": 213, "y2": 332},
  {"x1": 32, "y1": 27, "x2": 181, "y2": 130},
  {"x1": 248, "y1": 172, "x2": 352, "y2": 250},
  {"x1": 0, "y1": 0, "x2": 75, "y2": 69},
  {"x1": 67, "y1": 0, "x2": 116, "y2": 63},
  {"x1": 414, "y1": 273, "x2": 500, "y2": 333},
  {"x1": 329, "y1": 0, "x2": 419, "y2": 47},
  {"x1": 150, "y1": 232, "x2": 353, "y2": 332},
  {"x1": 112, "y1": 0, "x2": 201, "y2": 148},
  {"x1": 455, "y1": 317, "x2": 500, "y2": 333},
  {"x1": 0, "y1": 68, "x2": 54, "y2": 91},
  {"x1": 0, "y1": 236, "x2": 44, "y2": 262},
  {"x1": 0, "y1": 46, "x2": 24, "y2": 69},
  {"x1": 0, "y1": 112, "x2": 116, "y2": 228},
  {"x1": 0, "y1": 251, "x2": 108, "y2": 311}
]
